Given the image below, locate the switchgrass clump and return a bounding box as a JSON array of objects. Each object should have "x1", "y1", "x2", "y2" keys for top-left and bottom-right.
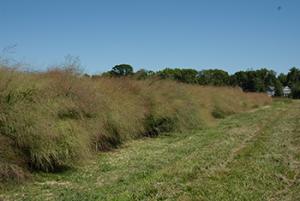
[
  {"x1": 212, "y1": 107, "x2": 227, "y2": 119},
  {"x1": 144, "y1": 114, "x2": 176, "y2": 137},
  {"x1": 0, "y1": 66, "x2": 271, "y2": 182},
  {"x1": 0, "y1": 164, "x2": 28, "y2": 183},
  {"x1": 0, "y1": 136, "x2": 28, "y2": 184}
]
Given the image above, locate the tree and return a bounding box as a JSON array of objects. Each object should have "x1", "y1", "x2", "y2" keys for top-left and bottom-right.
[
  {"x1": 231, "y1": 69, "x2": 277, "y2": 92},
  {"x1": 110, "y1": 64, "x2": 133, "y2": 77},
  {"x1": 286, "y1": 67, "x2": 300, "y2": 86},
  {"x1": 231, "y1": 71, "x2": 249, "y2": 90},
  {"x1": 157, "y1": 68, "x2": 198, "y2": 83},
  {"x1": 274, "y1": 80, "x2": 283, "y2": 97},
  {"x1": 133, "y1": 69, "x2": 155, "y2": 80},
  {"x1": 278, "y1": 73, "x2": 287, "y2": 86},
  {"x1": 157, "y1": 68, "x2": 176, "y2": 79},
  {"x1": 285, "y1": 67, "x2": 300, "y2": 99},
  {"x1": 291, "y1": 83, "x2": 300, "y2": 99},
  {"x1": 197, "y1": 69, "x2": 230, "y2": 86},
  {"x1": 174, "y1": 68, "x2": 198, "y2": 83}
]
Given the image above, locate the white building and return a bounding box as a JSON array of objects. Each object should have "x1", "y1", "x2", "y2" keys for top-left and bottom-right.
[
  {"x1": 266, "y1": 86, "x2": 275, "y2": 97},
  {"x1": 283, "y1": 86, "x2": 291, "y2": 97}
]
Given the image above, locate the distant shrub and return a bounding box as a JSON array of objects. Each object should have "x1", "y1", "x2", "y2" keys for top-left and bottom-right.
[{"x1": 109, "y1": 64, "x2": 133, "y2": 77}]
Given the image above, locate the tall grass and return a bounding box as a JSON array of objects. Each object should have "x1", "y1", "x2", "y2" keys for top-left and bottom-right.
[{"x1": 0, "y1": 67, "x2": 271, "y2": 182}]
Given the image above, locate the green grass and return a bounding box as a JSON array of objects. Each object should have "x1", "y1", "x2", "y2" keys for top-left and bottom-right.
[{"x1": 1, "y1": 100, "x2": 299, "y2": 201}]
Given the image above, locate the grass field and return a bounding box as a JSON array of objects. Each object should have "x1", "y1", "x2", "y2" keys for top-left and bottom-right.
[
  {"x1": 0, "y1": 99, "x2": 299, "y2": 201},
  {"x1": 0, "y1": 68, "x2": 271, "y2": 179}
]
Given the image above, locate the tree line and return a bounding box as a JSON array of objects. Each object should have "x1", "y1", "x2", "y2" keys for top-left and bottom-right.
[{"x1": 95, "y1": 64, "x2": 300, "y2": 99}]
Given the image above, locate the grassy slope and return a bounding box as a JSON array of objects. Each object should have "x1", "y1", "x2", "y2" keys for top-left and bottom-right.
[
  {"x1": 1, "y1": 100, "x2": 299, "y2": 201},
  {"x1": 0, "y1": 68, "x2": 271, "y2": 178}
]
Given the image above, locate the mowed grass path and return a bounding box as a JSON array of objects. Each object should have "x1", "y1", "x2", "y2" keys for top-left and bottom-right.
[{"x1": 1, "y1": 100, "x2": 299, "y2": 201}]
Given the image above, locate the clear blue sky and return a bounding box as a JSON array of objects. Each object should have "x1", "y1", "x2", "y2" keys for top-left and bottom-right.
[{"x1": 1, "y1": 0, "x2": 299, "y2": 74}]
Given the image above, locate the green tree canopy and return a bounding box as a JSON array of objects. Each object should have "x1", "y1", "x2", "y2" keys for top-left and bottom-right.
[
  {"x1": 231, "y1": 69, "x2": 277, "y2": 92},
  {"x1": 198, "y1": 69, "x2": 230, "y2": 86},
  {"x1": 278, "y1": 73, "x2": 287, "y2": 86},
  {"x1": 110, "y1": 64, "x2": 133, "y2": 77},
  {"x1": 287, "y1": 67, "x2": 300, "y2": 86},
  {"x1": 133, "y1": 69, "x2": 155, "y2": 80},
  {"x1": 157, "y1": 68, "x2": 198, "y2": 83}
]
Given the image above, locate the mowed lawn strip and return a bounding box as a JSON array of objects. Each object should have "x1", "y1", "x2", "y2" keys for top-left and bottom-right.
[{"x1": 1, "y1": 100, "x2": 299, "y2": 201}]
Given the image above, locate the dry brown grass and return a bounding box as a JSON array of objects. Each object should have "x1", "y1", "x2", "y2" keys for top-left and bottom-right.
[{"x1": 0, "y1": 67, "x2": 271, "y2": 182}]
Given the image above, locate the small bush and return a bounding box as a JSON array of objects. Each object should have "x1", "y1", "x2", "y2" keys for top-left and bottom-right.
[
  {"x1": 95, "y1": 120, "x2": 122, "y2": 151},
  {"x1": 212, "y1": 107, "x2": 226, "y2": 119},
  {"x1": 144, "y1": 114, "x2": 176, "y2": 137},
  {"x1": 212, "y1": 106, "x2": 235, "y2": 119},
  {"x1": 94, "y1": 132, "x2": 121, "y2": 151}
]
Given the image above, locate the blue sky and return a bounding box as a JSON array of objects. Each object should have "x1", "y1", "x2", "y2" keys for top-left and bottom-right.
[{"x1": 0, "y1": 0, "x2": 299, "y2": 74}]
